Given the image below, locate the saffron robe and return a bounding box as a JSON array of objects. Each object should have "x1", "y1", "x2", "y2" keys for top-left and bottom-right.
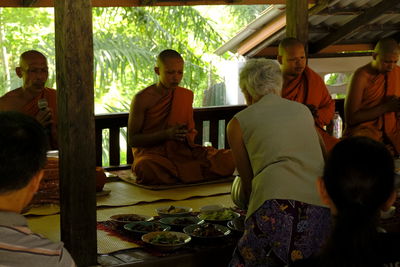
[
  {"x1": 282, "y1": 66, "x2": 339, "y2": 151},
  {"x1": 2, "y1": 87, "x2": 58, "y2": 149},
  {"x1": 344, "y1": 66, "x2": 400, "y2": 155},
  {"x1": 132, "y1": 86, "x2": 235, "y2": 185}
]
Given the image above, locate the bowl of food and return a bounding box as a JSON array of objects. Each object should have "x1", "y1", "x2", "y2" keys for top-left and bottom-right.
[
  {"x1": 199, "y1": 204, "x2": 224, "y2": 213},
  {"x1": 124, "y1": 221, "x2": 171, "y2": 238},
  {"x1": 156, "y1": 205, "x2": 193, "y2": 217},
  {"x1": 159, "y1": 216, "x2": 204, "y2": 230},
  {"x1": 110, "y1": 213, "x2": 153, "y2": 228},
  {"x1": 183, "y1": 223, "x2": 230, "y2": 240},
  {"x1": 142, "y1": 231, "x2": 191, "y2": 251},
  {"x1": 198, "y1": 208, "x2": 240, "y2": 224},
  {"x1": 227, "y1": 215, "x2": 245, "y2": 235}
]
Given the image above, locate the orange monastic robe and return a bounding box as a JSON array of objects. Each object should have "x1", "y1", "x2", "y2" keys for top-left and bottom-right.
[
  {"x1": 132, "y1": 86, "x2": 235, "y2": 185},
  {"x1": 21, "y1": 87, "x2": 58, "y2": 149},
  {"x1": 282, "y1": 66, "x2": 339, "y2": 151},
  {"x1": 344, "y1": 66, "x2": 400, "y2": 155}
]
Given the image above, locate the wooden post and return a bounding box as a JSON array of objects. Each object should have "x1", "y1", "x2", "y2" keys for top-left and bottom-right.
[
  {"x1": 54, "y1": 1, "x2": 97, "y2": 266},
  {"x1": 286, "y1": 0, "x2": 309, "y2": 50}
]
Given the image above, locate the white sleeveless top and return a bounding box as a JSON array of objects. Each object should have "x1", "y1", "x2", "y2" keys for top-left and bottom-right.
[{"x1": 234, "y1": 94, "x2": 326, "y2": 217}]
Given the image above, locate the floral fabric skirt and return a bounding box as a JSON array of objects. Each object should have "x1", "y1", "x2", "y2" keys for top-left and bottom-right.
[{"x1": 230, "y1": 199, "x2": 331, "y2": 267}]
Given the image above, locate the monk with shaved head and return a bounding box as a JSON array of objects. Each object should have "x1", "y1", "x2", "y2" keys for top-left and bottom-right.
[
  {"x1": 344, "y1": 38, "x2": 400, "y2": 155},
  {"x1": 278, "y1": 37, "x2": 339, "y2": 152},
  {"x1": 128, "y1": 49, "x2": 234, "y2": 185},
  {"x1": 0, "y1": 50, "x2": 57, "y2": 149}
]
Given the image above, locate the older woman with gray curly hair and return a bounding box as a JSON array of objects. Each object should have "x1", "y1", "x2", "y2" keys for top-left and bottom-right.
[{"x1": 228, "y1": 58, "x2": 331, "y2": 266}]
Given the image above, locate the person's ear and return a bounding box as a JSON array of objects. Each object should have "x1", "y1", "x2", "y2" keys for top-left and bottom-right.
[
  {"x1": 154, "y1": 67, "x2": 160, "y2": 75},
  {"x1": 16, "y1": 67, "x2": 23, "y2": 78},
  {"x1": 28, "y1": 170, "x2": 44, "y2": 193},
  {"x1": 381, "y1": 190, "x2": 397, "y2": 211},
  {"x1": 277, "y1": 55, "x2": 283, "y2": 65}
]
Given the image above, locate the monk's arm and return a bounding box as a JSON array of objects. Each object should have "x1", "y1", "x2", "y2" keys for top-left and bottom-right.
[
  {"x1": 317, "y1": 130, "x2": 327, "y2": 162},
  {"x1": 345, "y1": 70, "x2": 400, "y2": 126},
  {"x1": 227, "y1": 118, "x2": 253, "y2": 207},
  {"x1": 128, "y1": 95, "x2": 187, "y2": 147},
  {"x1": 0, "y1": 96, "x2": 10, "y2": 111},
  {"x1": 314, "y1": 85, "x2": 335, "y2": 127}
]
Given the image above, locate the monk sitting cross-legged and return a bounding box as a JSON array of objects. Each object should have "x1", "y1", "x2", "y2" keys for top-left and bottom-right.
[
  {"x1": 128, "y1": 49, "x2": 235, "y2": 185},
  {"x1": 278, "y1": 37, "x2": 339, "y2": 152},
  {"x1": 0, "y1": 50, "x2": 57, "y2": 149},
  {"x1": 344, "y1": 38, "x2": 400, "y2": 156}
]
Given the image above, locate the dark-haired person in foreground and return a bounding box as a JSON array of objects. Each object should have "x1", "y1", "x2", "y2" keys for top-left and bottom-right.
[
  {"x1": 128, "y1": 49, "x2": 234, "y2": 184},
  {"x1": 0, "y1": 112, "x2": 75, "y2": 267},
  {"x1": 292, "y1": 136, "x2": 400, "y2": 267},
  {"x1": 0, "y1": 50, "x2": 58, "y2": 149}
]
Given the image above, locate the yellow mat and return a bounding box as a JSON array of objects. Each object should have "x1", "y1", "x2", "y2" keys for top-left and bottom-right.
[
  {"x1": 27, "y1": 194, "x2": 234, "y2": 254},
  {"x1": 25, "y1": 180, "x2": 232, "y2": 216}
]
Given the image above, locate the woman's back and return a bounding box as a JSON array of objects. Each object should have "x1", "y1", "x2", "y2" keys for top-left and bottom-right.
[{"x1": 235, "y1": 93, "x2": 325, "y2": 216}]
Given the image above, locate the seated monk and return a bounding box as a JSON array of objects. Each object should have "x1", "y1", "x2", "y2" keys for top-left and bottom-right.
[
  {"x1": 344, "y1": 37, "x2": 400, "y2": 156},
  {"x1": 0, "y1": 50, "x2": 57, "y2": 149},
  {"x1": 128, "y1": 49, "x2": 235, "y2": 185},
  {"x1": 278, "y1": 37, "x2": 339, "y2": 152}
]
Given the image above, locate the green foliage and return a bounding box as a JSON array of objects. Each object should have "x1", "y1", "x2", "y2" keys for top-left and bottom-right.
[
  {"x1": 0, "y1": 5, "x2": 267, "y2": 110},
  {"x1": 0, "y1": 8, "x2": 55, "y2": 95}
]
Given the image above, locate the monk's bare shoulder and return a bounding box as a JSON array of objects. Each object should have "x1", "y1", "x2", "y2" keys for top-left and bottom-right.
[{"x1": 0, "y1": 88, "x2": 24, "y2": 111}]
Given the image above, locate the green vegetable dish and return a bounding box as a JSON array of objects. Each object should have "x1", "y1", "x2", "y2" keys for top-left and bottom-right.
[
  {"x1": 150, "y1": 232, "x2": 186, "y2": 245},
  {"x1": 198, "y1": 209, "x2": 239, "y2": 221}
]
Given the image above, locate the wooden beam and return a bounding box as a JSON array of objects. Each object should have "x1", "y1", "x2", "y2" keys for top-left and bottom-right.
[
  {"x1": 309, "y1": 0, "x2": 399, "y2": 54},
  {"x1": 22, "y1": 0, "x2": 38, "y2": 6},
  {"x1": 237, "y1": 14, "x2": 286, "y2": 55},
  {"x1": 55, "y1": 0, "x2": 97, "y2": 266},
  {"x1": 286, "y1": 0, "x2": 308, "y2": 45},
  {"x1": 317, "y1": 6, "x2": 400, "y2": 16},
  {"x1": 255, "y1": 43, "x2": 374, "y2": 57},
  {"x1": 310, "y1": 23, "x2": 400, "y2": 34},
  {"x1": 0, "y1": 0, "x2": 317, "y2": 7}
]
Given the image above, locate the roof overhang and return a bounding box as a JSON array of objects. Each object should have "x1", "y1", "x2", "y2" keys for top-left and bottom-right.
[{"x1": 216, "y1": 0, "x2": 400, "y2": 58}]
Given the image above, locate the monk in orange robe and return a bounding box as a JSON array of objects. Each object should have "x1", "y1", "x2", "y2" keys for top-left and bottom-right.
[
  {"x1": 278, "y1": 37, "x2": 339, "y2": 152},
  {"x1": 0, "y1": 50, "x2": 57, "y2": 149},
  {"x1": 344, "y1": 38, "x2": 400, "y2": 155},
  {"x1": 128, "y1": 49, "x2": 235, "y2": 185}
]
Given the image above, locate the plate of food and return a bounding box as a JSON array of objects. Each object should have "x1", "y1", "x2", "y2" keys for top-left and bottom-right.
[
  {"x1": 142, "y1": 231, "x2": 191, "y2": 251},
  {"x1": 110, "y1": 213, "x2": 153, "y2": 227},
  {"x1": 124, "y1": 221, "x2": 171, "y2": 238},
  {"x1": 156, "y1": 205, "x2": 193, "y2": 217},
  {"x1": 159, "y1": 216, "x2": 204, "y2": 230},
  {"x1": 198, "y1": 208, "x2": 240, "y2": 224},
  {"x1": 183, "y1": 223, "x2": 230, "y2": 240}
]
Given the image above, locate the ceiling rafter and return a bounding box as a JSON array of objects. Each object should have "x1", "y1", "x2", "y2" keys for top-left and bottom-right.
[
  {"x1": 309, "y1": 0, "x2": 399, "y2": 54},
  {"x1": 310, "y1": 23, "x2": 400, "y2": 34},
  {"x1": 316, "y1": 6, "x2": 400, "y2": 16},
  {"x1": 0, "y1": 0, "x2": 317, "y2": 8},
  {"x1": 22, "y1": 0, "x2": 38, "y2": 6}
]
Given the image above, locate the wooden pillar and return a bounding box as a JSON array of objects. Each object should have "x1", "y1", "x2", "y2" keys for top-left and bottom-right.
[
  {"x1": 54, "y1": 1, "x2": 97, "y2": 266},
  {"x1": 286, "y1": 0, "x2": 309, "y2": 50}
]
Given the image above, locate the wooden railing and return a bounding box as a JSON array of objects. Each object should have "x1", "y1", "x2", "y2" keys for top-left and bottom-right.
[
  {"x1": 94, "y1": 105, "x2": 246, "y2": 169},
  {"x1": 95, "y1": 99, "x2": 345, "y2": 169}
]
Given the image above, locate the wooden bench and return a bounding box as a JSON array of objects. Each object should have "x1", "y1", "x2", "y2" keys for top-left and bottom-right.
[{"x1": 95, "y1": 99, "x2": 345, "y2": 169}]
